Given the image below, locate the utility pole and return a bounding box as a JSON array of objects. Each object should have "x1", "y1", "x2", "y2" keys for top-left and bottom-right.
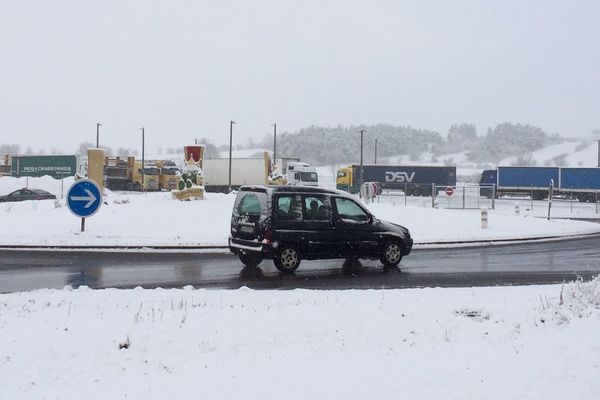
[
  {"x1": 96, "y1": 123, "x2": 102, "y2": 148},
  {"x1": 358, "y1": 129, "x2": 366, "y2": 188},
  {"x1": 374, "y1": 138, "x2": 378, "y2": 164},
  {"x1": 272, "y1": 123, "x2": 277, "y2": 163},
  {"x1": 597, "y1": 139, "x2": 600, "y2": 168},
  {"x1": 229, "y1": 120, "x2": 236, "y2": 192},
  {"x1": 140, "y1": 127, "x2": 145, "y2": 191}
]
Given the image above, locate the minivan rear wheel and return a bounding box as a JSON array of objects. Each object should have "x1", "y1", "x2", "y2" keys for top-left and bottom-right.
[
  {"x1": 380, "y1": 241, "x2": 403, "y2": 267},
  {"x1": 274, "y1": 245, "x2": 301, "y2": 273},
  {"x1": 238, "y1": 251, "x2": 264, "y2": 267}
]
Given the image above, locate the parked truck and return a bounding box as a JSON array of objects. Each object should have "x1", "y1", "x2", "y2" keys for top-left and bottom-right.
[
  {"x1": 273, "y1": 158, "x2": 319, "y2": 186},
  {"x1": 104, "y1": 156, "x2": 160, "y2": 191},
  {"x1": 202, "y1": 152, "x2": 272, "y2": 192},
  {"x1": 146, "y1": 159, "x2": 180, "y2": 191},
  {"x1": 336, "y1": 164, "x2": 457, "y2": 195},
  {"x1": 480, "y1": 166, "x2": 600, "y2": 202}
]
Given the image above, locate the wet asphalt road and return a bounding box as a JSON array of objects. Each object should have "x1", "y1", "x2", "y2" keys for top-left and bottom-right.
[{"x1": 1, "y1": 236, "x2": 599, "y2": 293}]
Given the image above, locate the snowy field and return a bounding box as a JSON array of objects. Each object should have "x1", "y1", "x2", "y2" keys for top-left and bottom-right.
[
  {"x1": 1, "y1": 176, "x2": 599, "y2": 247},
  {"x1": 2, "y1": 162, "x2": 599, "y2": 400},
  {"x1": 1, "y1": 279, "x2": 599, "y2": 399}
]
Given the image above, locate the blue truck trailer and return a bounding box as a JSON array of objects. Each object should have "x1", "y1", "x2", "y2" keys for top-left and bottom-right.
[
  {"x1": 337, "y1": 164, "x2": 457, "y2": 195},
  {"x1": 480, "y1": 166, "x2": 600, "y2": 201}
]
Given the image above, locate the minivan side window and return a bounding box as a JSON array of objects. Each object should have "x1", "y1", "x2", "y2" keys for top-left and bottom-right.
[
  {"x1": 277, "y1": 195, "x2": 303, "y2": 221},
  {"x1": 334, "y1": 198, "x2": 369, "y2": 222},
  {"x1": 304, "y1": 196, "x2": 332, "y2": 221},
  {"x1": 238, "y1": 194, "x2": 262, "y2": 215}
]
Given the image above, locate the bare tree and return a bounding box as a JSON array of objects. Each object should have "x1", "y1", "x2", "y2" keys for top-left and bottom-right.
[
  {"x1": 0, "y1": 144, "x2": 20, "y2": 154},
  {"x1": 75, "y1": 141, "x2": 95, "y2": 156}
]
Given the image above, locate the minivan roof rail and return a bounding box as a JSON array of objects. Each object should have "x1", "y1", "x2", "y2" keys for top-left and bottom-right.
[{"x1": 240, "y1": 185, "x2": 344, "y2": 195}]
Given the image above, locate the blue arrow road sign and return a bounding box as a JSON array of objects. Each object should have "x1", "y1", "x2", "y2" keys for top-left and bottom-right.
[{"x1": 67, "y1": 179, "x2": 102, "y2": 218}]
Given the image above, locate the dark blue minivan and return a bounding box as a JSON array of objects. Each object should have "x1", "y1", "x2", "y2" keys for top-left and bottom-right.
[{"x1": 228, "y1": 185, "x2": 413, "y2": 273}]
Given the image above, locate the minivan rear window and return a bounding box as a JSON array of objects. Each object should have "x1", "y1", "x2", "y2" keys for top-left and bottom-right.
[{"x1": 237, "y1": 193, "x2": 263, "y2": 215}]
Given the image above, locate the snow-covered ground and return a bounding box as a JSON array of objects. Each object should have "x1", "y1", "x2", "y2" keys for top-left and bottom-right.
[
  {"x1": 2, "y1": 156, "x2": 599, "y2": 400},
  {"x1": 1, "y1": 278, "x2": 599, "y2": 399},
  {"x1": 1, "y1": 176, "x2": 599, "y2": 247}
]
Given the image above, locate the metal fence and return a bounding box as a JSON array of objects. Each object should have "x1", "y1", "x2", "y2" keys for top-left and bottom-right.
[
  {"x1": 375, "y1": 183, "x2": 495, "y2": 209},
  {"x1": 434, "y1": 184, "x2": 495, "y2": 209},
  {"x1": 374, "y1": 183, "x2": 600, "y2": 214}
]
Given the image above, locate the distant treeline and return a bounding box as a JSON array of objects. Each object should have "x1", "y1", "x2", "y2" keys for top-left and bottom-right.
[{"x1": 253, "y1": 123, "x2": 562, "y2": 166}]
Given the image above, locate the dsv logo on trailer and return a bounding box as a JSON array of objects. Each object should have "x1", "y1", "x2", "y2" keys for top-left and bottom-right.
[{"x1": 385, "y1": 171, "x2": 416, "y2": 183}]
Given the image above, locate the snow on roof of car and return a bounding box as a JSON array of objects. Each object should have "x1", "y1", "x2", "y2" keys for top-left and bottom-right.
[{"x1": 240, "y1": 185, "x2": 350, "y2": 196}]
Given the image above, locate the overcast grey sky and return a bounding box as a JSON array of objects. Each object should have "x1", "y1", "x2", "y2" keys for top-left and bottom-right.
[{"x1": 1, "y1": 0, "x2": 599, "y2": 153}]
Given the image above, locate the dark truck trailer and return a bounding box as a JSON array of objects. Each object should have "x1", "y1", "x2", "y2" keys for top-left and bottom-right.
[
  {"x1": 480, "y1": 166, "x2": 600, "y2": 202},
  {"x1": 339, "y1": 164, "x2": 457, "y2": 195}
]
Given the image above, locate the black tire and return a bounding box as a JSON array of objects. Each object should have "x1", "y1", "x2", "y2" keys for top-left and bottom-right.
[
  {"x1": 238, "y1": 251, "x2": 264, "y2": 267},
  {"x1": 577, "y1": 194, "x2": 594, "y2": 203},
  {"x1": 273, "y1": 245, "x2": 301, "y2": 273},
  {"x1": 380, "y1": 241, "x2": 403, "y2": 267},
  {"x1": 532, "y1": 191, "x2": 546, "y2": 201}
]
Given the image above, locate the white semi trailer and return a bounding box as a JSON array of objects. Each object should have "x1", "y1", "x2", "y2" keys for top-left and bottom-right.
[{"x1": 202, "y1": 152, "x2": 271, "y2": 193}]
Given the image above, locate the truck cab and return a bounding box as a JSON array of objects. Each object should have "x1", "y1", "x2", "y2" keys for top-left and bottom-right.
[
  {"x1": 159, "y1": 167, "x2": 179, "y2": 190},
  {"x1": 336, "y1": 166, "x2": 353, "y2": 191},
  {"x1": 133, "y1": 162, "x2": 160, "y2": 191},
  {"x1": 285, "y1": 161, "x2": 319, "y2": 186},
  {"x1": 156, "y1": 160, "x2": 180, "y2": 191},
  {"x1": 479, "y1": 169, "x2": 497, "y2": 198}
]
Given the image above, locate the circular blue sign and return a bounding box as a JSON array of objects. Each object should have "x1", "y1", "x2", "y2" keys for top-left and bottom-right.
[{"x1": 67, "y1": 179, "x2": 102, "y2": 218}]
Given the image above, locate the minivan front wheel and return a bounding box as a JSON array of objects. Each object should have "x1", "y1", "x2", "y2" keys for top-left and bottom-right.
[
  {"x1": 380, "y1": 241, "x2": 403, "y2": 267},
  {"x1": 274, "y1": 245, "x2": 301, "y2": 273},
  {"x1": 238, "y1": 251, "x2": 264, "y2": 267}
]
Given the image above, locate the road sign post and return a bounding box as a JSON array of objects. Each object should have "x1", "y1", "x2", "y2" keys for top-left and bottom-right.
[
  {"x1": 481, "y1": 207, "x2": 488, "y2": 229},
  {"x1": 547, "y1": 179, "x2": 554, "y2": 220},
  {"x1": 67, "y1": 179, "x2": 102, "y2": 232}
]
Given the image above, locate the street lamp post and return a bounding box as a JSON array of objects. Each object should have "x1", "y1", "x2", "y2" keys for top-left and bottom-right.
[
  {"x1": 96, "y1": 123, "x2": 102, "y2": 148},
  {"x1": 272, "y1": 123, "x2": 277, "y2": 163},
  {"x1": 374, "y1": 138, "x2": 378, "y2": 164},
  {"x1": 229, "y1": 120, "x2": 236, "y2": 192},
  {"x1": 358, "y1": 129, "x2": 366, "y2": 188},
  {"x1": 140, "y1": 127, "x2": 145, "y2": 191}
]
